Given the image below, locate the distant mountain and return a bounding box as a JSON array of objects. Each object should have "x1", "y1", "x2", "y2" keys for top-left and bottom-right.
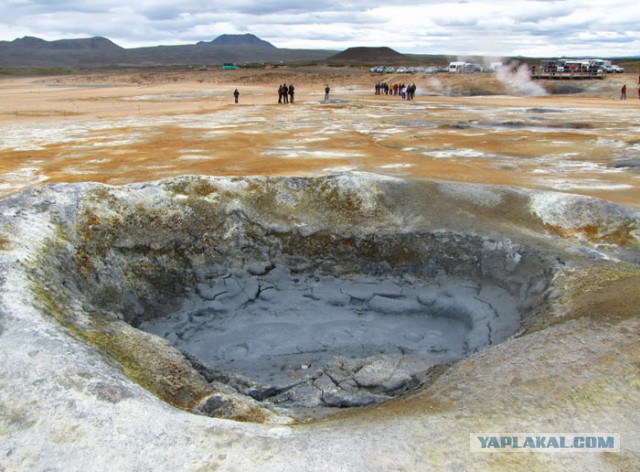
[
  {"x1": 0, "y1": 34, "x2": 335, "y2": 68},
  {"x1": 9, "y1": 36, "x2": 48, "y2": 48},
  {"x1": 8, "y1": 36, "x2": 122, "y2": 50},
  {"x1": 208, "y1": 34, "x2": 276, "y2": 49}
]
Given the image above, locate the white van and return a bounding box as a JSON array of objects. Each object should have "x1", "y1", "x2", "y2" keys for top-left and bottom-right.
[{"x1": 448, "y1": 62, "x2": 467, "y2": 73}]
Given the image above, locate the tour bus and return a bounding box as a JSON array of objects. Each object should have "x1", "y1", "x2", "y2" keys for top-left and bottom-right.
[{"x1": 553, "y1": 59, "x2": 592, "y2": 73}]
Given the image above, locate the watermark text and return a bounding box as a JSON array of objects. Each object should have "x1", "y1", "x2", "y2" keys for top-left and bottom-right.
[{"x1": 470, "y1": 433, "x2": 620, "y2": 453}]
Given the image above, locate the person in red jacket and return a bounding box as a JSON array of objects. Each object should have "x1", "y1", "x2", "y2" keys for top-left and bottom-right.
[{"x1": 620, "y1": 84, "x2": 627, "y2": 100}]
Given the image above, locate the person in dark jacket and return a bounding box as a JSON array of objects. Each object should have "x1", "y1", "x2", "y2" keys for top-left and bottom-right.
[
  {"x1": 288, "y1": 83, "x2": 295, "y2": 103},
  {"x1": 233, "y1": 88, "x2": 239, "y2": 104}
]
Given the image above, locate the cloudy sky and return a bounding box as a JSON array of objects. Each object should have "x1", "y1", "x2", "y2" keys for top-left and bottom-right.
[{"x1": 1, "y1": 0, "x2": 639, "y2": 57}]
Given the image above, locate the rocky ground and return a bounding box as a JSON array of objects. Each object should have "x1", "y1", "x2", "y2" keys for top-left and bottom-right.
[{"x1": 0, "y1": 68, "x2": 639, "y2": 471}]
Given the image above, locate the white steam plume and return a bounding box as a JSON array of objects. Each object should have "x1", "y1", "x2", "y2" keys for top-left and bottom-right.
[{"x1": 496, "y1": 62, "x2": 547, "y2": 96}]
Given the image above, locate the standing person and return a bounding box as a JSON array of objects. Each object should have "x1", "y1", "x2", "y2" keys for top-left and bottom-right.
[
  {"x1": 282, "y1": 84, "x2": 289, "y2": 104},
  {"x1": 621, "y1": 84, "x2": 627, "y2": 100},
  {"x1": 233, "y1": 88, "x2": 239, "y2": 104},
  {"x1": 288, "y1": 83, "x2": 295, "y2": 103},
  {"x1": 278, "y1": 84, "x2": 283, "y2": 104},
  {"x1": 324, "y1": 84, "x2": 330, "y2": 101}
]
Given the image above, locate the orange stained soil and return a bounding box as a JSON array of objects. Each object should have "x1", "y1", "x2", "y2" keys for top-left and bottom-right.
[{"x1": 0, "y1": 68, "x2": 638, "y2": 207}]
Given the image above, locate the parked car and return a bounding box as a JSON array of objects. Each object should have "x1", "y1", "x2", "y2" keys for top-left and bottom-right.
[
  {"x1": 463, "y1": 63, "x2": 483, "y2": 73},
  {"x1": 611, "y1": 65, "x2": 625, "y2": 73},
  {"x1": 370, "y1": 66, "x2": 385, "y2": 73},
  {"x1": 599, "y1": 64, "x2": 614, "y2": 73}
]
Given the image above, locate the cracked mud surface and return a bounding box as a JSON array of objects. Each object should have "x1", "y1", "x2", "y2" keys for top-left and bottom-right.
[{"x1": 140, "y1": 268, "x2": 518, "y2": 409}]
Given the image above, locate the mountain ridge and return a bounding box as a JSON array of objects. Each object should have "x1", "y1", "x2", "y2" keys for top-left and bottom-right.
[{"x1": 0, "y1": 34, "x2": 336, "y2": 67}]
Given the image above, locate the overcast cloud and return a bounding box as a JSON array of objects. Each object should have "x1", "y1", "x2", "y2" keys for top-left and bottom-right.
[{"x1": 1, "y1": 0, "x2": 639, "y2": 57}]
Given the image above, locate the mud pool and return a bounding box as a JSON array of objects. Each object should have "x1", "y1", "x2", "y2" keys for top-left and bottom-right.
[
  {"x1": 17, "y1": 175, "x2": 556, "y2": 417},
  {"x1": 139, "y1": 263, "x2": 521, "y2": 409}
]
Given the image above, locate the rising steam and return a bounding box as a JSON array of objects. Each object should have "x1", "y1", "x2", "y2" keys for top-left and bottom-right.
[{"x1": 496, "y1": 62, "x2": 547, "y2": 96}]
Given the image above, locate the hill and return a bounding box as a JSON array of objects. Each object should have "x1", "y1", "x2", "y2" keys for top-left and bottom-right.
[
  {"x1": 208, "y1": 34, "x2": 276, "y2": 49},
  {"x1": 327, "y1": 46, "x2": 408, "y2": 64}
]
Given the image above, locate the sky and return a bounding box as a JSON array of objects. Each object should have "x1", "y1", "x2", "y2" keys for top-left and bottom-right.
[{"x1": 1, "y1": 0, "x2": 639, "y2": 58}]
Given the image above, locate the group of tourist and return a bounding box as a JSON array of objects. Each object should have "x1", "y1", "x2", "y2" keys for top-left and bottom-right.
[
  {"x1": 278, "y1": 83, "x2": 295, "y2": 103},
  {"x1": 233, "y1": 83, "x2": 332, "y2": 104},
  {"x1": 374, "y1": 82, "x2": 417, "y2": 100},
  {"x1": 235, "y1": 76, "x2": 639, "y2": 104}
]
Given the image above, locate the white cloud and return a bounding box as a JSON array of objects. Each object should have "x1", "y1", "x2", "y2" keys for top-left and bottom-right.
[{"x1": 0, "y1": 0, "x2": 639, "y2": 56}]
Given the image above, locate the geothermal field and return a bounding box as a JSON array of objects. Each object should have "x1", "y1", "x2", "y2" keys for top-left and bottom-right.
[{"x1": 1, "y1": 67, "x2": 639, "y2": 470}]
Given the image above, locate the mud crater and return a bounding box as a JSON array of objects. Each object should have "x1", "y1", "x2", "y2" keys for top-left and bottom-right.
[{"x1": 35, "y1": 177, "x2": 551, "y2": 417}]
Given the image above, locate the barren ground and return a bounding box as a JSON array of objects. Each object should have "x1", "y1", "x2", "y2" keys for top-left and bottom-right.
[{"x1": 1, "y1": 67, "x2": 638, "y2": 206}]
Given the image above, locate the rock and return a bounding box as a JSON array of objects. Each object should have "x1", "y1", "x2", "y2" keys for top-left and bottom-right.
[
  {"x1": 322, "y1": 390, "x2": 390, "y2": 408},
  {"x1": 612, "y1": 158, "x2": 640, "y2": 168},
  {"x1": 271, "y1": 384, "x2": 323, "y2": 408}
]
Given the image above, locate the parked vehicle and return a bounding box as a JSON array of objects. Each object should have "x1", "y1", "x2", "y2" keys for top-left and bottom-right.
[
  {"x1": 448, "y1": 61, "x2": 467, "y2": 73},
  {"x1": 464, "y1": 63, "x2": 483, "y2": 73}
]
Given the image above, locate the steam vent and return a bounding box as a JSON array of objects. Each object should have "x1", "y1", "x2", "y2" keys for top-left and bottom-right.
[{"x1": 1, "y1": 174, "x2": 639, "y2": 469}]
